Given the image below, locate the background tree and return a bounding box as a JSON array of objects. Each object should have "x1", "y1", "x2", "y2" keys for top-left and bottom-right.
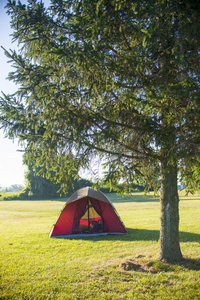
[
  {"x1": 0, "y1": 0, "x2": 200, "y2": 262},
  {"x1": 25, "y1": 165, "x2": 61, "y2": 199},
  {"x1": 25, "y1": 164, "x2": 93, "y2": 199},
  {"x1": 6, "y1": 184, "x2": 23, "y2": 192}
]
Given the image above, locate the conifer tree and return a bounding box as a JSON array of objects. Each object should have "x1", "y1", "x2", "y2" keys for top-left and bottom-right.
[{"x1": 1, "y1": 0, "x2": 200, "y2": 262}]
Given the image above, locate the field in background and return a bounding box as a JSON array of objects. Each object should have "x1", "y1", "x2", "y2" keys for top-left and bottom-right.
[{"x1": 0, "y1": 192, "x2": 200, "y2": 299}]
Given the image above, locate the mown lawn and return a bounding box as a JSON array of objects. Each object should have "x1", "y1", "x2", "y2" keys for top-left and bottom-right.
[{"x1": 0, "y1": 192, "x2": 200, "y2": 299}]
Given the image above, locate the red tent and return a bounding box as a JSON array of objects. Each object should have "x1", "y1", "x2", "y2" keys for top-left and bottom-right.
[{"x1": 50, "y1": 187, "x2": 128, "y2": 238}]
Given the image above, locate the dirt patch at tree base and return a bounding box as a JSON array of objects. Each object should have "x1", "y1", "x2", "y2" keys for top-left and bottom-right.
[{"x1": 119, "y1": 256, "x2": 158, "y2": 273}]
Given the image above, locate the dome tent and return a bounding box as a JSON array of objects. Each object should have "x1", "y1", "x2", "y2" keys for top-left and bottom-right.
[{"x1": 50, "y1": 187, "x2": 128, "y2": 238}]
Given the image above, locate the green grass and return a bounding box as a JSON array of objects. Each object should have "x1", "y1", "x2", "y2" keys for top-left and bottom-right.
[{"x1": 0, "y1": 192, "x2": 200, "y2": 299}]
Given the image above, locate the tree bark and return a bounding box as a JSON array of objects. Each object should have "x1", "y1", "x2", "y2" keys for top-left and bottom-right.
[{"x1": 159, "y1": 160, "x2": 183, "y2": 262}]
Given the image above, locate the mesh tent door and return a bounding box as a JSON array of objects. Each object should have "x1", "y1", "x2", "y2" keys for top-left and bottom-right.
[{"x1": 78, "y1": 200, "x2": 102, "y2": 233}]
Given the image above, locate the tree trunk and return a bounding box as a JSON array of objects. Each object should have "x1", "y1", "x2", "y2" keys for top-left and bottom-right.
[{"x1": 159, "y1": 160, "x2": 183, "y2": 262}]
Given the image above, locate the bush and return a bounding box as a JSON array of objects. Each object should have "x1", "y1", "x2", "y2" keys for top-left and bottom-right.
[{"x1": 0, "y1": 188, "x2": 29, "y2": 201}]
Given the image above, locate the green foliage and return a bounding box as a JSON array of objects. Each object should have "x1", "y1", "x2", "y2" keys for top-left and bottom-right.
[
  {"x1": 25, "y1": 165, "x2": 61, "y2": 199},
  {"x1": 6, "y1": 184, "x2": 23, "y2": 192},
  {"x1": 0, "y1": 178, "x2": 93, "y2": 200},
  {"x1": 0, "y1": 0, "x2": 199, "y2": 194},
  {"x1": 25, "y1": 164, "x2": 94, "y2": 199},
  {"x1": 180, "y1": 156, "x2": 200, "y2": 194},
  {"x1": 1, "y1": 0, "x2": 200, "y2": 262},
  {"x1": 0, "y1": 188, "x2": 29, "y2": 200},
  {"x1": 99, "y1": 183, "x2": 146, "y2": 194}
]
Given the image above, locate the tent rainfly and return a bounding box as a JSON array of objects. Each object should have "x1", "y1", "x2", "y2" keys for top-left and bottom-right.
[{"x1": 50, "y1": 187, "x2": 128, "y2": 238}]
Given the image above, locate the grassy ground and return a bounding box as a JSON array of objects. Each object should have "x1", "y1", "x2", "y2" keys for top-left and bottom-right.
[{"x1": 0, "y1": 192, "x2": 200, "y2": 299}]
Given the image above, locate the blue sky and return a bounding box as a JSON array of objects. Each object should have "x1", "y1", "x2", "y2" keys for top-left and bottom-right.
[
  {"x1": 0, "y1": 0, "x2": 26, "y2": 187},
  {"x1": 0, "y1": 0, "x2": 49, "y2": 187}
]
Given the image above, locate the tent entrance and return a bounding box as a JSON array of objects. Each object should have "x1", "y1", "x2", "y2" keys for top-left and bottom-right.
[{"x1": 78, "y1": 200, "x2": 103, "y2": 234}]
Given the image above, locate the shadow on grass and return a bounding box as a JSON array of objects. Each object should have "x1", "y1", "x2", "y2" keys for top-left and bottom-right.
[
  {"x1": 105, "y1": 193, "x2": 160, "y2": 203},
  {"x1": 119, "y1": 257, "x2": 200, "y2": 272},
  {"x1": 128, "y1": 229, "x2": 200, "y2": 243},
  {"x1": 1, "y1": 197, "x2": 68, "y2": 202},
  {"x1": 63, "y1": 228, "x2": 200, "y2": 243},
  {"x1": 179, "y1": 231, "x2": 200, "y2": 243},
  {"x1": 34, "y1": 192, "x2": 160, "y2": 203},
  {"x1": 157, "y1": 257, "x2": 200, "y2": 271},
  {"x1": 4, "y1": 191, "x2": 200, "y2": 203},
  {"x1": 75, "y1": 229, "x2": 200, "y2": 271},
  {"x1": 109, "y1": 194, "x2": 199, "y2": 203},
  {"x1": 2, "y1": 194, "x2": 160, "y2": 203},
  {"x1": 179, "y1": 258, "x2": 200, "y2": 271}
]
